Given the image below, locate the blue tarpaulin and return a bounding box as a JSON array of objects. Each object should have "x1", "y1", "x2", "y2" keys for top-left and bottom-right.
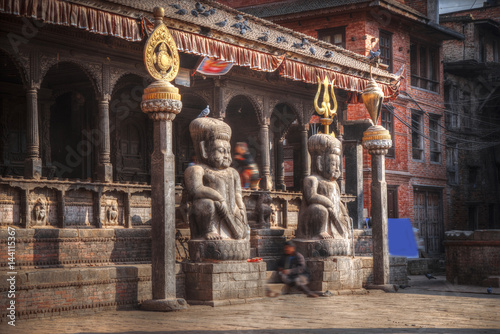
[{"x1": 388, "y1": 218, "x2": 419, "y2": 258}]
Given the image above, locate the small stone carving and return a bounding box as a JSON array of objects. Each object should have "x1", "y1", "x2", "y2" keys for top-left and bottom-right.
[
  {"x1": 184, "y1": 118, "x2": 250, "y2": 241},
  {"x1": 297, "y1": 134, "x2": 351, "y2": 240},
  {"x1": 106, "y1": 202, "x2": 118, "y2": 225},
  {"x1": 256, "y1": 193, "x2": 272, "y2": 229},
  {"x1": 33, "y1": 198, "x2": 47, "y2": 226},
  {"x1": 270, "y1": 203, "x2": 278, "y2": 228}
]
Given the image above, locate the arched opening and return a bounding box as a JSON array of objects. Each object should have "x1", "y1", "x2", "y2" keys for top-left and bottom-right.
[
  {"x1": 225, "y1": 95, "x2": 261, "y2": 181},
  {"x1": 173, "y1": 93, "x2": 207, "y2": 185},
  {"x1": 270, "y1": 103, "x2": 300, "y2": 190},
  {"x1": 0, "y1": 50, "x2": 27, "y2": 177},
  {"x1": 41, "y1": 62, "x2": 97, "y2": 180},
  {"x1": 110, "y1": 74, "x2": 150, "y2": 183}
]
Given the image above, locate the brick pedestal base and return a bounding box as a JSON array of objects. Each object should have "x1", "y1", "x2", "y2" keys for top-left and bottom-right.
[
  {"x1": 250, "y1": 229, "x2": 286, "y2": 270},
  {"x1": 183, "y1": 261, "x2": 266, "y2": 306},
  {"x1": 307, "y1": 256, "x2": 364, "y2": 293}
]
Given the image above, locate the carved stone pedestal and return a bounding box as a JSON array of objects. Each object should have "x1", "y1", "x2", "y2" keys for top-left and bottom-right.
[
  {"x1": 307, "y1": 256, "x2": 365, "y2": 294},
  {"x1": 294, "y1": 239, "x2": 352, "y2": 258},
  {"x1": 183, "y1": 261, "x2": 266, "y2": 306},
  {"x1": 250, "y1": 229, "x2": 286, "y2": 270},
  {"x1": 188, "y1": 239, "x2": 250, "y2": 261}
]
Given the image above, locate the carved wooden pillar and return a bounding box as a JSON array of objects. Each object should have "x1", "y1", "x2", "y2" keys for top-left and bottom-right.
[
  {"x1": 276, "y1": 139, "x2": 285, "y2": 191},
  {"x1": 259, "y1": 118, "x2": 272, "y2": 191},
  {"x1": 300, "y1": 123, "x2": 310, "y2": 187},
  {"x1": 40, "y1": 100, "x2": 52, "y2": 170},
  {"x1": 25, "y1": 86, "x2": 42, "y2": 179},
  {"x1": 96, "y1": 96, "x2": 113, "y2": 182},
  {"x1": 213, "y1": 78, "x2": 224, "y2": 120}
]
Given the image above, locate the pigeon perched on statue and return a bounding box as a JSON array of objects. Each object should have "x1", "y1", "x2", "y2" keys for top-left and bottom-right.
[
  {"x1": 197, "y1": 105, "x2": 210, "y2": 118},
  {"x1": 425, "y1": 273, "x2": 437, "y2": 280}
]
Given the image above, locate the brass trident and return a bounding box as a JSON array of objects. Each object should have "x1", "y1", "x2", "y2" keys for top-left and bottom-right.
[{"x1": 313, "y1": 76, "x2": 337, "y2": 136}]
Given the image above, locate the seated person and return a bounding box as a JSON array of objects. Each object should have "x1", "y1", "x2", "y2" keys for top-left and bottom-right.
[
  {"x1": 276, "y1": 241, "x2": 318, "y2": 298},
  {"x1": 233, "y1": 142, "x2": 259, "y2": 189}
]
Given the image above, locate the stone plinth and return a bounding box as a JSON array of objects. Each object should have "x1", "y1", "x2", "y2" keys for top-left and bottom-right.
[
  {"x1": 250, "y1": 229, "x2": 286, "y2": 270},
  {"x1": 183, "y1": 261, "x2": 266, "y2": 306},
  {"x1": 294, "y1": 239, "x2": 352, "y2": 258},
  {"x1": 188, "y1": 239, "x2": 250, "y2": 261},
  {"x1": 307, "y1": 256, "x2": 364, "y2": 293}
]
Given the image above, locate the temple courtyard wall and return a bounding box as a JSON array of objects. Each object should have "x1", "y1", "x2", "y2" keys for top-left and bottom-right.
[{"x1": 0, "y1": 225, "x2": 409, "y2": 322}]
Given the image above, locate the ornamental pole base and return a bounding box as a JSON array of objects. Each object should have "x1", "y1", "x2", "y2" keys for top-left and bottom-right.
[{"x1": 362, "y1": 125, "x2": 392, "y2": 154}]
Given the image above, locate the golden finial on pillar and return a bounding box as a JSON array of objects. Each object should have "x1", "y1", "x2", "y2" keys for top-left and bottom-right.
[
  {"x1": 313, "y1": 76, "x2": 337, "y2": 136},
  {"x1": 141, "y1": 6, "x2": 182, "y2": 121},
  {"x1": 361, "y1": 68, "x2": 392, "y2": 154}
]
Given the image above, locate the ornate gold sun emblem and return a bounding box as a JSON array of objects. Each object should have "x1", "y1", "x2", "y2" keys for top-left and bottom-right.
[
  {"x1": 144, "y1": 23, "x2": 179, "y2": 81},
  {"x1": 153, "y1": 43, "x2": 172, "y2": 75}
]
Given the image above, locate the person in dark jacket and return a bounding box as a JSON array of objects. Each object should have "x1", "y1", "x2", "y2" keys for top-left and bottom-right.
[{"x1": 276, "y1": 241, "x2": 318, "y2": 297}]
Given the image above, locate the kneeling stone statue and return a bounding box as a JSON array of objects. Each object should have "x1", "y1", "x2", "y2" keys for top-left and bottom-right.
[
  {"x1": 185, "y1": 118, "x2": 250, "y2": 260},
  {"x1": 295, "y1": 134, "x2": 352, "y2": 257}
]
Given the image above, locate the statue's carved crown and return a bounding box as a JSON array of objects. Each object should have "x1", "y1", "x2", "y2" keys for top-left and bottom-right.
[
  {"x1": 308, "y1": 133, "x2": 341, "y2": 156},
  {"x1": 190, "y1": 118, "x2": 231, "y2": 156}
]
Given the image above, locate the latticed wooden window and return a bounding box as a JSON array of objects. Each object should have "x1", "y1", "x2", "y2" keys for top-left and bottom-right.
[
  {"x1": 379, "y1": 30, "x2": 392, "y2": 72},
  {"x1": 317, "y1": 27, "x2": 346, "y2": 48},
  {"x1": 410, "y1": 40, "x2": 440, "y2": 92},
  {"x1": 411, "y1": 111, "x2": 424, "y2": 161},
  {"x1": 429, "y1": 116, "x2": 441, "y2": 163}
]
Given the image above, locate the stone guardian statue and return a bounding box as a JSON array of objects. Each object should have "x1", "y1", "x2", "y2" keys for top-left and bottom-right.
[
  {"x1": 185, "y1": 117, "x2": 250, "y2": 247},
  {"x1": 295, "y1": 133, "x2": 352, "y2": 256}
]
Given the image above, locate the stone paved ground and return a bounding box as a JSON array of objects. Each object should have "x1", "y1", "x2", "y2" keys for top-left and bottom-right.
[{"x1": 4, "y1": 276, "x2": 499, "y2": 334}]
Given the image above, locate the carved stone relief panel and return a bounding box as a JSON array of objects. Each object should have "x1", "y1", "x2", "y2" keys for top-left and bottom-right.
[
  {"x1": 0, "y1": 185, "x2": 21, "y2": 226},
  {"x1": 29, "y1": 188, "x2": 57, "y2": 227},
  {"x1": 101, "y1": 191, "x2": 123, "y2": 226}
]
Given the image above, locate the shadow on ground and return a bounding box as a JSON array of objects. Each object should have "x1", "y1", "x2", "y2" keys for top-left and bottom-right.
[
  {"x1": 76, "y1": 330, "x2": 499, "y2": 334},
  {"x1": 395, "y1": 275, "x2": 499, "y2": 299}
]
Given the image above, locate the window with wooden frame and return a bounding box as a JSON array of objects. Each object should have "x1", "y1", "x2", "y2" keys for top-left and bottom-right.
[
  {"x1": 317, "y1": 27, "x2": 346, "y2": 48},
  {"x1": 379, "y1": 30, "x2": 393, "y2": 72},
  {"x1": 380, "y1": 108, "x2": 395, "y2": 158},
  {"x1": 411, "y1": 110, "x2": 424, "y2": 161},
  {"x1": 410, "y1": 40, "x2": 440, "y2": 92},
  {"x1": 429, "y1": 115, "x2": 441, "y2": 163}
]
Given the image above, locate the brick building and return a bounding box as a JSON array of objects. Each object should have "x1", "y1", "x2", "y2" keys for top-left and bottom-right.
[
  {"x1": 219, "y1": 0, "x2": 464, "y2": 255},
  {"x1": 440, "y1": 1, "x2": 500, "y2": 230}
]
